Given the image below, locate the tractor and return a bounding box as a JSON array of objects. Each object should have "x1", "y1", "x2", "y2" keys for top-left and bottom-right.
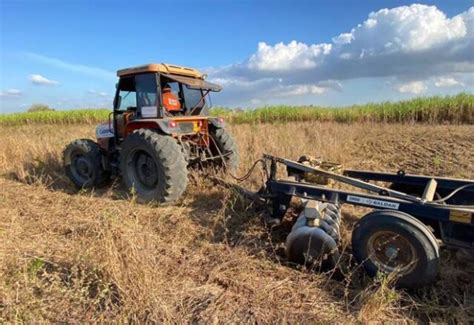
[{"x1": 63, "y1": 63, "x2": 239, "y2": 203}]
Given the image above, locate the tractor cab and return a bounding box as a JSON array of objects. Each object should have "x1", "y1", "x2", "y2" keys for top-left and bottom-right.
[{"x1": 111, "y1": 64, "x2": 222, "y2": 137}]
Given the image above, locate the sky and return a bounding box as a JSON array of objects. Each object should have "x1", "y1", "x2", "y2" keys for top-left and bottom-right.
[{"x1": 0, "y1": 0, "x2": 473, "y2": 113}]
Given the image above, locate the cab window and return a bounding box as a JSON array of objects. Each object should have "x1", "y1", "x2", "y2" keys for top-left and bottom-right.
[
  {"x1": 116, "y1": 76, "x2": 136, "y2": 111},
  {"x1": 135, "y1": 73, "x2": 158, "y2": 109},
  {"x1": 183, "y1": 86, "x2": 206, "y2": 112}
]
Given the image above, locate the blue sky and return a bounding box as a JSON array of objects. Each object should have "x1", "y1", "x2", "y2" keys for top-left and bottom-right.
[{"x1": 0, "y1": 0, "x2": 473, "y2": 113}]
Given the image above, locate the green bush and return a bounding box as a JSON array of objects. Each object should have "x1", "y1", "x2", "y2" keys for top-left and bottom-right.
[{"x1": 27, "y1": 104, "x2": 55, "y2": 113}]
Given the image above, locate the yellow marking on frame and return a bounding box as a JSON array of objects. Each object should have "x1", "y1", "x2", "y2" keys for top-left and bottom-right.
[
  {"x1": 193, "y1": 122, "x2": 201, "y2": 133},
  {"x1": 449, "y1": 210, "x2": 472, "y2": 224}
]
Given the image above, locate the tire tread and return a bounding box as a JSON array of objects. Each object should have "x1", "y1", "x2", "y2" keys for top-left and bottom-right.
[{"x1": 120, "y1": 129, "x2": 188, "y2": 203}]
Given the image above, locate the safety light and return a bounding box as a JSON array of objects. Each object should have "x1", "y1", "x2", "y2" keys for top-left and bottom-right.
[{"x1": 168, "y1": 121, "x2": 177, "y2": 128}]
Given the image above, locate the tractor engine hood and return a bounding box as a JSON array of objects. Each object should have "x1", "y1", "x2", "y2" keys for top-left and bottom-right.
[{"x1": 162, "y1": 73, "x2": 222, "y2": 92}]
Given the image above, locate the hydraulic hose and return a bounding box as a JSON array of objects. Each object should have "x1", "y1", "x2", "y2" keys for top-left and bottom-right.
[{"x1": 431, "y1": 183, "x2": 474, "y2": 205}]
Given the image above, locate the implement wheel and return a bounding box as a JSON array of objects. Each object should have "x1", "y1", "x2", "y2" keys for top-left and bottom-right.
[
  {"x1": 120, "y1": 129, "x2": 188, "y2": 204},
  {"x1": 64, "y1": 139, "x2": 110, "y2": 188},
  {"x1": 352, "y1": 210, "x2": 439, "y2": 288}
]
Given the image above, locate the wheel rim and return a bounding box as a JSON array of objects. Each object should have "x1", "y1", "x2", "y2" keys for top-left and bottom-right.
[
  {"x1": 71, "y1": 153, "x2": 95, "y2": 184},
  {"x1": 367, "y1": 231, "x2": 418, "y2": 275},
  {"x1": 127, "y1": 149, "x2": 159, "y2": 191}
]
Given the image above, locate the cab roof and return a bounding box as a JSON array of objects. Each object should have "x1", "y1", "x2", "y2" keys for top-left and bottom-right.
[{"x1": 117, "y1": 63, "x2": 203, "y2": 79}]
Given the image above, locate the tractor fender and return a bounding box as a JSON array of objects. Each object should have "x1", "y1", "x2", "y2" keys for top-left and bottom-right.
[
  {"x1": 124, "y1": 120, "x2": 176, "y2": 137},
  {"x1": 96, "y1": 122, "x2": 114, "y2": 139},
  {"x1": 208, "y1": 117, "x2": 226, "y2": 129}
]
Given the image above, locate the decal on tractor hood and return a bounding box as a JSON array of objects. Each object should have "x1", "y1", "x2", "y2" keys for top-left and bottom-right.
[
  {"x1": 347, "y1": 195, "x2": 400, "y2": 210},
  {"x1": 96, "y1": 123, "x2": 114, "y2": 138}
]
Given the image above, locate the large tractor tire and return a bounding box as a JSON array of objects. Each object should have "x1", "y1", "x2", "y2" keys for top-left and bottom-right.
[
  {"x1": 210, "y1": 128, "x2": 239, "y2": 171},
  {"x1": 64, "y1": 139, "x2": 110, "y2": 188},
  {"x1": 120, "y1": 129, "x2": 188, "y2": 204}
]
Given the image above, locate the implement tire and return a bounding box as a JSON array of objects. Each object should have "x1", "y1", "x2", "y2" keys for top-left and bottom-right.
[
  {"x1": 64, "y1": 139, "x2": 110, "y2": 188},
  {"x1": 210, "y1": 128, "x2": 239, "y2": 171},
  {"x1": 120, "y1": 129, "x2": 188, "y2": 204},
  {"x1": 352, "y1": 210, "x2": 439, "y2": 288}
]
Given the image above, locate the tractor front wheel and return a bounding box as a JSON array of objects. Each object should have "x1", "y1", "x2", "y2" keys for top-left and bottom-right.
[
  {"x1": 120, "y1": 129, "x2": 188, "y2": 204},
  {"x1": 64, "y1": 139, "x2": 110, "y2": 188}
]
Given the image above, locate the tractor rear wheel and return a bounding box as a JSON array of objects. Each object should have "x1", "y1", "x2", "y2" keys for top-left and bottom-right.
[
  {"x1": 209, "y1": 128, "x2": 239, "y2": 171},
  {"x1": 64, "y1": 139, "x2": 110, "y2": 188},
  {"x1": 120, "y1": 129, "x2": 188, "y2": 204}
]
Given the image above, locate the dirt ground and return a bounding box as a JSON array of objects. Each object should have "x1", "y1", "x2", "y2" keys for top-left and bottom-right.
[{"x1": 1, "y1": 122, "x2": 473, "y2": 323}]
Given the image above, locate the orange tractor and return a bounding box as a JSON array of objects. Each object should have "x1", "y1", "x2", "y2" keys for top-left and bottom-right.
[{"x1": 64, "y1": 63, "x2": 239, "y2": 203}]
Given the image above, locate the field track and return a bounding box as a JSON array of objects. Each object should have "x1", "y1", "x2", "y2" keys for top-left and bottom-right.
[{"x1": 1, "y1": 122, "x2": 473, "y2": 322}]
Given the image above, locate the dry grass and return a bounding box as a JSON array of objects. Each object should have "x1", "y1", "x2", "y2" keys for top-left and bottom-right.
[{"x1": 1, "y1": 122, "x2": 473, "y2": 323}]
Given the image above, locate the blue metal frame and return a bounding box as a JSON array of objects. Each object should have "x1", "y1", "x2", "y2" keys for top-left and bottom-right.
[
  {"x1": 263, "y1": 155, "x2": 474, "y2": 250},
  {"x1": 343, "y1": 169, "x2": 474, "y2": 191},
  {"x1": 344, "y1": 169, "x2": 474, "y2": 205}
]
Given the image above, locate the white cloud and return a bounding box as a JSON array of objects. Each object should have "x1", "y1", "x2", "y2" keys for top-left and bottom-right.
[
  {"x1": 29, "y1": 74, "x2": 59, "y2": 85},
  {"x1": 434, "y1": 76, "x2": 465, "y2": 87},
  {"x1": 282, "y1": 84, "x2": 328, "y2": 96},
  {"x1": 333, "y1": 33, "x2": 353, "y2": 45},
  {"x1": 248, "y1": 41, "x2": 332, "y2": 71},
  {"x1": 0, "y1": 89, "x2": 22, "y2": 98},
  {"x1": 250, "y1": 98, "x2": 262, "y2": 105},
  {"x1": 208, "y1": 4, "x2": 473, "y2": 106},
  {"x1": 396, "y1": 81, "x2": 427, "y2": 94},
  {"x1": 24, "y1": 52, "x2": 115, "y2": 80},
  {"x1": 335, "y1": 4, "x2": 467, "y2": 53},
  {"x1": 316, "y1": 80, "x2": 343, "y2": 92},
  {"x1": 87, "y1": 90, "x2": 109, "y2": 97},
  {"x1": 279, "y1": 80, "x2": 343, "y2": 96}
]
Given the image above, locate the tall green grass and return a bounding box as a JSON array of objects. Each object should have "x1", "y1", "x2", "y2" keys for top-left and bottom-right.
[
  {"x1": 0, "y1": 109, "x2": 111, "y2": 126},
  {"x1": 213, "y1": 93, "x2": 473, "y2": 124},
  {"x1": 1, "y1": 93, "x2": 472, "y2": 126}
]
